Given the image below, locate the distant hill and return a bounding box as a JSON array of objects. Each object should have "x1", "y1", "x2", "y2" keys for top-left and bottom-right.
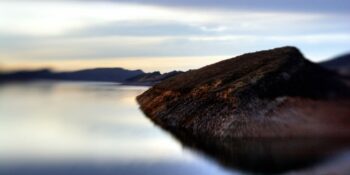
[
  {"x1": 320, "y1": 53, "x2": 350, "y2": 76},
  {"x1": 0, "y1": 68, "x2": 144, "y2": 83},
  {"x1": 0, "y1": 67, "x2": 182, "y2": 85},
  {"x1": 124, "y1": 71, "x2": 183, "y2": 86}
]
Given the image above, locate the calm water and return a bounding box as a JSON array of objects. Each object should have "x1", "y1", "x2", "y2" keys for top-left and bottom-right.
[
  {"x1": 0, "y1": 81, "x2": 350, "y2": 175},
  {"x1": 0, "y1": 81, "x2": 233, "y2": 175}
]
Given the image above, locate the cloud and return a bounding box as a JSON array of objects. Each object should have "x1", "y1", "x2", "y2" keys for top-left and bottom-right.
[
  {"x1": 67, "y1": 21, "x2": 206, "y2": 37},
  {"x1": 2, "y1": 33, "x2": 350, "y2": 62},
  {"x1": 0, "y1": 1, "x2": 349, "y2": 71},
  {"x1": 0, "y1": 1, "x2": 215, "y2": 36},
  {"x1": 70, "y1": 0, "x2": 350, "y2": 14},
  {"x1": 3, "y1": 1, "x2": 347, "y2": 37}
]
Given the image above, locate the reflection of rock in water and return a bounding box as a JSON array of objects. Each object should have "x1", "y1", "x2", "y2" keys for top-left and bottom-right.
[
  {"x1": 165, "y1": 129, "x2": 350, "y2": 174},
  {"x1": 137, "y1": 46, "x2": 350, "y2": 173}
]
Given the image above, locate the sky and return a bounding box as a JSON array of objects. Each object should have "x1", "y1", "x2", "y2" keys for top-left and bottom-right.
[{"x1": 0, "y1": 0, "x2": 349, "y2": 72}]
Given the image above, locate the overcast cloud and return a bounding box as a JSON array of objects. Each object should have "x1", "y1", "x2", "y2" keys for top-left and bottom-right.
[{"x1": 0, "y1": 1, "x2": 349, "y2": 71}]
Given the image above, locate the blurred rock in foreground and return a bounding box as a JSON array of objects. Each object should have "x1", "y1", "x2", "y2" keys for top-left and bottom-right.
[{"x1": 137, "y1": 46, "x2": 350, "y2": 138}]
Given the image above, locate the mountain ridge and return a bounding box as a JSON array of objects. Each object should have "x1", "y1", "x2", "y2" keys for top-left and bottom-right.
[
  {"x1": 0, "y1": 67, "x2": 144, "y2": 83},
  {"x1": 0, "y1": 67, "x2": 184, "y2": 85},
  {"x1": 321, "y1": 53, "x2": 350, "y2": 77}
]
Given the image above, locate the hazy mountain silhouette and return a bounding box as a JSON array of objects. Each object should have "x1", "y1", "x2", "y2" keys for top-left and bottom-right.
[
  {"x1": 321, "y1": 53, "x2": 350, "y2": 77},
  {"x1": 0, "y1": 68, "x2": 144, "y2": 83},
  {"x1": 123, "y1": 71, "x2": 183, "y2": 86},
  {"x1": 0, "y1": 67, "x2": 183, "y2": 85}
]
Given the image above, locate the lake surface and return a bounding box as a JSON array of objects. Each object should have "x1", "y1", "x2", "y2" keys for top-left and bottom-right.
[
  {"x1": 0, "y1": 81, "x2": 234, "y2": 175},
  {"x1": 0, "y1": 81, "x2": 349, "y2": 175}
]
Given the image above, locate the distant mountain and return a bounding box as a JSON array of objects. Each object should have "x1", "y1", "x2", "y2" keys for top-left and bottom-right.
[
  {"x1": 0, "y1": 68, "x2": 144, "y2": 83},
  {"x1": 124, "y1": 71, "x2": 183, "y2": 86},
  {"x1": 138, "y1": 46, "x2": 350, "y2": 138},
  {"x1": 320, "y1": 53, "x2": 350, "y2": 76}
]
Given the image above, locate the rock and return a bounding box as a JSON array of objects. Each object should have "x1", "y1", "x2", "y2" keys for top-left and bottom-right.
[{"x1": 137, "y1": 46, "x2": 350, "y2": 138}]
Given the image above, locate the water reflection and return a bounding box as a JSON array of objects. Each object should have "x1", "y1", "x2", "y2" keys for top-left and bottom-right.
[
  {"x1": 182, "y1": 133, "x2": 349, "y2": 173},
  {"x1": 147, "y1": 119, "x2": 350, "y2": 174},
  {"x1": 1, "y1": 81, "x2": 349, "y2": 175},
  {"x1": 0, "y1": 82, "x2": 178, "y2": 162},
  {"x1": 0, "y1": 81, "x2": 233, "y2": 175}
]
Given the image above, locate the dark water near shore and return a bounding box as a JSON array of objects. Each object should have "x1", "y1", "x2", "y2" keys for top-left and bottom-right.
[{"x1": 0, "y1": 81, "x2": 349, "y2": 175}]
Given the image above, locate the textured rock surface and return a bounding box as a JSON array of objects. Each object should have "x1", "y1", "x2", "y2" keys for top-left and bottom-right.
[{"x1": 137, "y1": 46, "x2": 350, "y2": 138}]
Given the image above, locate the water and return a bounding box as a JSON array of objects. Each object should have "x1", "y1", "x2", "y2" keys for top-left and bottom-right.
[
  {"x1": 0, "y1": 81, "x2": 233, "y2": 175},
  {"x1": 0, "y1": 81, "x2": 349, "y2": 175}
]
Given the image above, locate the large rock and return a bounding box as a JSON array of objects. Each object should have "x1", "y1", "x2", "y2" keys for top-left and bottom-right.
[{"x1": 137, "y1": 46, "x2": 350, "y2": 138}]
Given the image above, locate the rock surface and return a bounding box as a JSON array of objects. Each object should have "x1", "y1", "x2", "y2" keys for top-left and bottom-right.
[{"x1": 137, "y1": 46, "x2": 350, "y2": 138}]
